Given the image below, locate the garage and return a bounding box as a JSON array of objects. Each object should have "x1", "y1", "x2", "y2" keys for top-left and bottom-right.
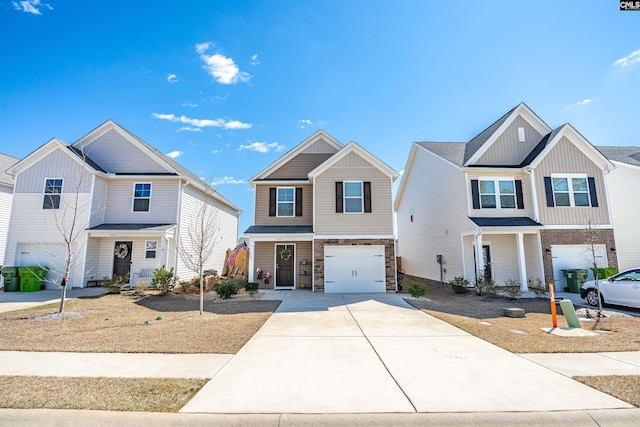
[
  {"x1": 550, "y1": 244, "x2": 607, "y2": 292},
  {"x1": 18, "y1": 243, "x2": 67, "y2": 289},
  {"x1": 324, "y1": 245, "x2": 386, "y2": 293}
]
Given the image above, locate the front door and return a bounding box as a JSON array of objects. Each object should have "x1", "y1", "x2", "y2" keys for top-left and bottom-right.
[
  {"x1": 113, "y1": 241, "x2": 132, "y2": 283},
  {"x1": 482, "y1": 245, "x2": 492, "y2": 281},
  {"x1": 275, "y1": 244, "x2": 295, "y2": 289}
]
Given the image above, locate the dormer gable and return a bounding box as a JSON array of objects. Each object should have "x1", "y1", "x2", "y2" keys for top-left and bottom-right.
[{"x1": 308, "y1": 141, "x2": 400, "y2": 181}]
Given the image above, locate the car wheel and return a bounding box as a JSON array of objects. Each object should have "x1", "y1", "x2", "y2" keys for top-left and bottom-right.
[{"x1": 585, "y1": 289, "x2": 603, "y2": 307}]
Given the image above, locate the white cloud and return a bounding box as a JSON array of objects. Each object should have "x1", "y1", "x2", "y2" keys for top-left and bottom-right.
[
  {"x1": 13, "y1": 0, "x2": 52, "y2": 15},
  {"x1": 250, "y1": 54, "x2": 260, "y2": 65},
  {"x1": 166, "y1": 150, "x2": 183, "y2": 159},
  {"x1": 177, "y1": 126, "x2": 202, "y2": 133},
  {"x1": 152, "y1": 113, "x2": 251, "y2": 130},
  {"x1": 298, "y1": 119, "x2": 313, "y2": 128},
  {"x1": 613, "y1": 49, "x2": 640, "y2": 67},
  {"x1": 238, "y1": 141, "x2": 285, "y2": 153},
  {"x1": 566, "y1": 98, "x2": 598, "y2": 109},
  {"x1": 167, "y1": 73, "x2": 178, "y2": 83},
  {"x1": 211, "y1": 94, "x2": 229, "y2": 102},
  {"x1": 196, "y1": 42, "x2": 250, "y2": 84},
  {"x1": 210, "y1": 176, "x2": 247, "y2": 185},
  {"x1": 211, "y1": 149, "x2": 219, "y2": 154},
  {"x1": 181, "y1": 101, "x2": 198, "y2": 107}
]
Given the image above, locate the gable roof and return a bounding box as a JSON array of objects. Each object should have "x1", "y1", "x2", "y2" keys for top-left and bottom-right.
[
  {"x1": 0, "y1": 153, "x2": 20, "y2": 188},
  {"x1": 250, "y1": 130, "x2": 343, "y2": 183},
  {"x1": 417, "y1": 142, "x2": 467, "y2": 167},
  {"x1": 596, "y1": 146, "x2": 640, "y2": 167},
  {"x1": 308, "y1": 141, "x2": 400, "y2": 181}
]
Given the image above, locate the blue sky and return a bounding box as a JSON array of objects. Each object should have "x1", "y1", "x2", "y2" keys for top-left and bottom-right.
[{"x1": 1, "y1": 1, "x2": 639, "y2": 235}]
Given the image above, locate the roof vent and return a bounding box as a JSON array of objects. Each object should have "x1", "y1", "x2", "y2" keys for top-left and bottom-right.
[{"x1": 518, "y1": 127, "x2": 526, "y2": 143}]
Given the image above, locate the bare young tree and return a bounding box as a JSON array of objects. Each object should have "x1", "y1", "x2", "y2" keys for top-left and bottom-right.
[
  {"x1": 176, "y1": 186, "x2": 220, "y2": 315},
  {"x1": 585, "y1": 219, "x2": 603, "y2": 317}
]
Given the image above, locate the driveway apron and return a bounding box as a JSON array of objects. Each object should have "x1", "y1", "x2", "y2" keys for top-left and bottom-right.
[{"x1": 180, "y1": 292, "x2": 630, "y2": 414}]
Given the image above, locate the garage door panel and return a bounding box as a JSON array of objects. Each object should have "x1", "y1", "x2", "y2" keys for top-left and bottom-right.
[
  {"x1": 18, "y1": 243, "x2": 67, "y2": 289},
  {"x1": 324, "y1": 246, "x2": 386, "y2": 293},
  {"x1": 551, "y1": 244, "x2": 607, "y2": 291}
]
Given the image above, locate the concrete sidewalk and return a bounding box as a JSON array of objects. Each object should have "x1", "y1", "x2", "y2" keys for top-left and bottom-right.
[
  {"x1": 181, "y1": 292, "x2": 632, "y2": 414},
  {"x1": 0, "y1": 287, "x2": 106, "y2": 313}
]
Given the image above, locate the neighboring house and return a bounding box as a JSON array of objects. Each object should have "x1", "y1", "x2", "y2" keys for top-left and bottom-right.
[
  {"x1": 0, "y1": 154, "x2": 20, "y2": 287},
  {"x1": 596, "y1": 146, "x2": 640, "y2": 272},
  {"x1": 3, "y1": 121, "x2": 241, "y2": 289},
  {"x1": 244, "y1": 130, "x2": 399, "y2": 293},
  {"x1": 395, "y1": 103, "x2": 617, "y2": 292}
]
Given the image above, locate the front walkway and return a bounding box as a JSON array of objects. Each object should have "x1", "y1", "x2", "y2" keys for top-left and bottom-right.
[{"x1": 181, "y1": 291, "x2": 631, "y2": 413}]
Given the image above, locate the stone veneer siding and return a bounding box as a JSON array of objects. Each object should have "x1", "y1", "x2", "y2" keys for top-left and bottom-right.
[
  {"x1": 540, "y1": 229, "x2": 618, "y2": 285},
  {"x1": 313, "y1": 238, "x2": 396, "y2": 293}
]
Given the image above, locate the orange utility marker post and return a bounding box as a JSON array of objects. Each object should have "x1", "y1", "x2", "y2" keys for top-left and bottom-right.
[{"x1": 549, "y1": 283, "x2": 558, "y2": 328}]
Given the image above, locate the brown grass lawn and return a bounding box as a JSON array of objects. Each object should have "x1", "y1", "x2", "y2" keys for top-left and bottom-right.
[
  {"x1": 0, "y1": 291, "x2": 280, "y2": 353},
  {"x1": 574, "y1": 376, "x2": 640, "y2": 407},
  {"x1": 405, "y1": 281, "x2": 640, "y2": 354}
]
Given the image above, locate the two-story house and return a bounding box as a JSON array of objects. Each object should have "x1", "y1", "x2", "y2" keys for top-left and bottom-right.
[
  {"x1": 244, "y1": 130, "x2": 399, "y2": 293},
  {"x1": 395, "y1": 103, "x2": 617, "y2": 292},
  {"x1": 3, "y1": 120, "x2": 241, "y2": 289},
  {"x1": 596, "y1": 146, "x2": 640, "y2": 272},
  {"x1": 0, "y1": 153, "x2": 19, "y2": 288}
]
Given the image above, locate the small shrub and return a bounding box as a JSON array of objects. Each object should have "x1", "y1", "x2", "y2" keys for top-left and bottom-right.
[
  {"x1": 450, "y1": 276, "x2": 470, "y2": 294},
  {"x1": 177, "y1": 280, "x2": 191, "y2": 292},
  {"x1": 214, "y1": 280, "x2": 238, "y2": 299},
  {"x1": 528, "y1": 277, "x2": 547, "y2": 298},
  {"x1": 244, "y1": 282, "x2": 260, "y2": 295},
  {"x1": 502, "y1": 279, "x2": 522, "y2": 299},
  {"x1": 234, "y1": 278, "x2": 248, "y2": 289},
  {"x1": 102, "y1": 276, "x2": 126, "y2": 294},
  {"x1": 405, "y1": 282, "x2": 427, "y2": 298},
  {"x1": 135, "y1": 280, "x2": 148, "y2": 292},
  {"x1": 151, "y1": 265, "x2": 178, "y2": 294},
  {"x1": 475, "y1": 276, "x2": 496, "y2": 296}
]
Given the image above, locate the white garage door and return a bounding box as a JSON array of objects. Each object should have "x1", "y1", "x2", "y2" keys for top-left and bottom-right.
[
  {"x1": 18, "y1": 243, "x2": 67, "y2": 289},
  {"x1": 324, "y1": 245, "x2": 386, "y2": 293},
  {"x1": 551, "y1": 244, "x2": 607, "y2": 292}
]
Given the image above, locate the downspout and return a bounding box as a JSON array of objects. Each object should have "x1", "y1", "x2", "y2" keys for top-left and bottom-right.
[{"x1": 525, "y1": 167, "x2": 545, "y2": 284}]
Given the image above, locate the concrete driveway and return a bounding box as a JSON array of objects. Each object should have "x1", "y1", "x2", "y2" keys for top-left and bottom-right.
[
  {"x1": 0, "y1": 288, "x2": 106, "y2": 313},
  {"x1": 181, "y1": 291, "x2": 631, "y2": 414}
]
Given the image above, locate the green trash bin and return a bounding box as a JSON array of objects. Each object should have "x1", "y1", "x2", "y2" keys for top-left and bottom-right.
[
  {"x1": 1, "y1": 267, "x2": 21, "y2": 292},
  {"x1": 562, "y1": 269, "x2": 588, "y2": 293},
  {"x1": 18, "y1": 267, "x2": 47, "y2": 292}
]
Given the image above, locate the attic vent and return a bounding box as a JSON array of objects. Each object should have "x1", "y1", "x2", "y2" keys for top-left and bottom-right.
[{"x1": 518, "y1": 127, "x2": 526, "y2": 142}]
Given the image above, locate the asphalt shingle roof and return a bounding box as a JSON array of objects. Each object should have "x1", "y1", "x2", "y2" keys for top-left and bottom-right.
[
  {"x1": 469, "y1": 217, "x2": 543, "y2": 227},
  {"x1": 87, "y1": 223, "x2": 175, "y2": 231},
  {"x1": 244, "y1": 225, "x2": 314, "y2": 234},
  {"x1": 0, "y1": 153, "x2": 20, "y2": 187},
  {"x1": 596, "y1": 146, "x2": 640, "y2": 167}
]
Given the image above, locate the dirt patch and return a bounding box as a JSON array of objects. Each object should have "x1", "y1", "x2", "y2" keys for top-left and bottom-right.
[
  {"x1": 404, "y1": 282, "x2": 640, "y2": 353},
  {"x1": 0, "y1": 291, "x2": 280, "y2": 353}
]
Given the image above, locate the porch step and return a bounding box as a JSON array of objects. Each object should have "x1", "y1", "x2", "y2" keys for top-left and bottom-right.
[{"x1": 502, "y1": 307, "x2": 525, "y2": 318}]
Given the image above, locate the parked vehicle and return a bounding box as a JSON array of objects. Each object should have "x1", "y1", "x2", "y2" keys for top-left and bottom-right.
[{"x1": 580, "y1": 268, "x2": 640, "y2": 309}]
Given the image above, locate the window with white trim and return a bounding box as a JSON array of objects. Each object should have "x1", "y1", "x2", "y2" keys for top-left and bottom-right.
[
  {"x1": 43, "y1": 178, "x2": 63, "y2": 209},
  {"x1": 145, "y1": 240, "x2": 157, "y2": 259},
  {"x1": 277, "y1": 187, "x2": 294, "y2": 217},
  {"x1": 552, "y1": 175, "x2": 589, "y2": 207},
  {"x1": 344, "y1": 181, "x2": 363, "y2": 213},
  {"x1": 133, "y1": 183, "x2": 151, "y2": 212},
  {"x1": 479, "y1": 179, "x2": 516, "y2": 209}
]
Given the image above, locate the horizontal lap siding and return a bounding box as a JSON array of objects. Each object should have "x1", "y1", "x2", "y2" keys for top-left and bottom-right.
[
  {"x1": 253, "y1": 241, "x2": 312, "y2": 288},
  {"x1": 466, "y1": 171, "x2": 535, "y2": 218},
  {"x1": 94, "y1": 237, "x2": 166, "y2": 282},
  {"x1": 0, "y1": 189, "x2": 13, "y2": 265},
  {"x1": 315, "y1": 161, "x2": 393, "y2": 235},
  {"x1": 103, "y1": 179, "x2": 180, "y2": 224},
  {"x1": 476, "y1": 116, "x2": 543, "y2": 166},
  {"x1": 254, "y1": 184, "x2": 313, "y2": 226},
  {"x1": 81, "y1": 129, "x2": 168, "y2": 173},
  {"x1": 536, "y1": 137, "x2": 609, "y2": 225},
  {"x1": 606, "y1": 162, "x2": 640, "y2": 271},
  {"x1": 15, "y1": 149, "x2": 92, "y2": 193}
]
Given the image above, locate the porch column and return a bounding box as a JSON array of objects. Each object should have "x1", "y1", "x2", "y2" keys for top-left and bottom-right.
[
  {"x1": 474, "y1": 233, "x2": 483, "y2": 281},
  {"x1": 248, "y1": 239, "x2": 255, "y2": 282},
  {"x1": 516, "y1": 232, "x2": 528, "y2": 292}
]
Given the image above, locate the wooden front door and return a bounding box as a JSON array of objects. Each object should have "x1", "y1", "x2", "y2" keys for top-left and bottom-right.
[
  {"x1": 113, "y1": 241, "x2": 133, "y2": 283},
  {"x1": 275, "y1": 244, "x2": 295, "y2": 289}
]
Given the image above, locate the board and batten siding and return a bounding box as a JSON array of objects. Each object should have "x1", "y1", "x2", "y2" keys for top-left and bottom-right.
[
  {"x1": 475, "y1": 116, "x2": 544, "y2": 166},
  {"x1": 89, "y1": 175, "x2": 108, "y2": 228},
  {"x1": 14, "y1": 148, "x2": 92, "y2": 194},
  {"x1": 606, "y1": 161, "x2": 640, "y2": 271},
  {"x1": 266, "y1": 154, "x2": 334, "y2": 179},
  {"x1": 175, "y1": 185, "x2": 239, "y2": 281},
  {"x1": 396, "y1": 147, "x2": 471, "y2": 282},
  {"x1": 81, "y1": 129, "x2": 169, "y2": 173},
  {"x1": 0, "y1": 187, "x2": 13, "y2": 266},
  {"x1": 314, "y1": 157, "x2": 393, "y2": 236},
  {"x1": 466, "y1": 171, "x2": 535, "y2": 219},
  {"x1": 102, "y1": 179, "x2": 180, "y2": 224},
  {"x1": 535, "y1": 137, "x2": 609, "y2": 225},
  {"x1": 254, "y1": 184, "x2": 313, "y2": 226}
]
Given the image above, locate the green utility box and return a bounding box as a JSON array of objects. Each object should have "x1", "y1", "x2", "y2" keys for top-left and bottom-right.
[
  {"x1": 18, "y1": 267, "x2": 47, "y2": 292},
  {"x1": 1, "y1": 267, "x2": 20, "y2": 292},
  {"x1": 562, "y1": 269, "x2": 589, "y2": 293}
]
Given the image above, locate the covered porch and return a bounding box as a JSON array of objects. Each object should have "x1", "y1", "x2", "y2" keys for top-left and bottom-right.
[{"x1": 463, "y1": 217, "x2": 544, "y2": 291}]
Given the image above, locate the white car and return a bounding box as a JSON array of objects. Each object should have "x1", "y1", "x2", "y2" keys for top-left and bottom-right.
[{"x1": 580, "y1": 268, "x2": 640, "y2": 309}]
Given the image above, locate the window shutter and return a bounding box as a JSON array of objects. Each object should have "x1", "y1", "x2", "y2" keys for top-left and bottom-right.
[
  {"x1": 544, "y1": 177, "x2": 554, "y2": 207},
  {"x1": 471, "y1": 180, "x2": 480, "y2": 209},
  {"x1": 269, "y1": 188, "x2": 276, "y2": 217},
  {"x1": 295, "y1": 187, "x2": 303, "y2": 216},
  {"x1": 363, "y1": 181, "x2": 372, "y2": 213},
  {"x1": 588, "y1": 177, "x2": 599, "y2": 207},
  {"x1": 515, "y1": 180, "x2": 524, "y2": 209},
  {"x1": 335, "y1": 181, "x2": 343, "y2": 213}
]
